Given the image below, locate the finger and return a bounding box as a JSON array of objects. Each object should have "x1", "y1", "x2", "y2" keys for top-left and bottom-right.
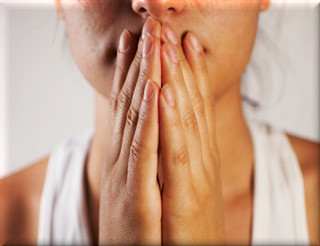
[
  {"x1": 162, "y1": 24, "x2": 211, "y2": 164},
  {"x1": 126, "y1": 80, "x2": 160, "y2": 191},
  {"x1": 110, "y1": 17, "x2": 160, "y2": 166},
  {"x1": 181, "y1": 32, "x2": 219, "y2": 173},
  {"x1": 142, "y1": 16, "x2": 161, "y2": 42},
  {"x1": 161, "y1": 40, "x2": 205, "y2": 180},
  {"x1": 115, "y1": 15, "x2": 160, "y2": 113},
  {"x1": 117, "y1": 18, "x2": 161, "y2": 174},
  {"x1": 110, "y1": 29, "x2": 137, "y2": 118},
  {"x1": 108, "y1": 33, "x2": 143, "y2": 165},
  {"x1": 183, "y1": 32, "x2": 219, "y2": 161},
  {"x1": 159, "y1": 84, "x2": 193, "y2": 192}
]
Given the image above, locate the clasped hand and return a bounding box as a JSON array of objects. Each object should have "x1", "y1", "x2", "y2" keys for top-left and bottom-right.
[{"x1": 99, "y1": 17, "x2": 225, "y2": 245}]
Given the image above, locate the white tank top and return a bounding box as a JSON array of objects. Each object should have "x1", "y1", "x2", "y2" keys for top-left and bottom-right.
[{"x1": 37, "y1": 121, "x2": 310, "y2": 245}]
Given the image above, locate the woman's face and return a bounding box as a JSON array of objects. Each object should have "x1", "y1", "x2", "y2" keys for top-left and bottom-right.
[{"x1": 56, "y1": 0, "x2": 269, "y2": 99}]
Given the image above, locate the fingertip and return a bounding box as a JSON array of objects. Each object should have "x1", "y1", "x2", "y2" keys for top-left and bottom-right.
[
  {"x1": 143, "y1": 33, "x2": 154, "y2": 58},
  {"x1": 142, "y1": 16, "x2": 161, "y2": 40},
  {"x1": 118, "y1": 29, "x2": 135, "y2": 54},
  {"x1": 187, "y1": 32, "x2": 203, "y2": 53},
  {"x1": 183, "y1": 32, "x2": 207, "y2": 75},
  {"x1": 184, "y1": 32, "x2": 204, "y2": 56},
  {"x1": 162, "y1": 40, "x2": 179, "y2": 64},
  {"x1": 161, "y1": 22, "x2": 179, "y2": 46}
]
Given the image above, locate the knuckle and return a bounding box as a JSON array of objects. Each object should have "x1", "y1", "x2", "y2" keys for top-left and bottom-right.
[
  {"x1": 118, "y1": 88, "x2": 132, "y2": 111},
  {"x1": 173, "y1": 145, "x2": 189, "y2": 166},
  {"x1": 132, "y1": 57, "x2": 141, "y2": 69},
  {"x1": 115, "y1": 59, "x2": 127, "y2": 72},
  {"x1": 182, "y1": 110, "x2": 198, "y2": 133},
  {"x1": 109, "y1": 90, "x2": 118, "y2": 112},
  {"x1": 138, "y1": 69, "x2": 149, "y2": 83},
  {"x1": 192, "y1": 94, "x2": 205, "y2": 113},
  {"x1": 129, "y1": 139, "x2": 145, "y2": 164},
  {"x1": 126, "y1": 106, "x2": 139, "y2": 127}
]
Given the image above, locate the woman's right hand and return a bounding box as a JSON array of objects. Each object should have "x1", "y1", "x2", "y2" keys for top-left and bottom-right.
[{"x1": 98, "y1": 17, "x2": 162, "y2": 245}]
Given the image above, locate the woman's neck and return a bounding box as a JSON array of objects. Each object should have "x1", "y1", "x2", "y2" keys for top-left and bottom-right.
[
  {"x1": 85, "y1": 92, "x2": 111, "y2": 244},
  {"x1": 85, "y1": 80, "x2": 254, "y2": 243},
  {"x1": 214, "y1": 82, "x2": 254, "y2": 202}
]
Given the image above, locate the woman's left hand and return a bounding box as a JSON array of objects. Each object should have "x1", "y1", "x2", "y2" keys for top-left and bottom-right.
[{"x1": 159, "y1": 23, "x2": 225, "y2": 245}]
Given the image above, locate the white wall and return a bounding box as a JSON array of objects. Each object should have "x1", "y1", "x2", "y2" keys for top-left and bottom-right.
[
  {"x1": 243, "y1": 1, "x2": 319, "y2": 141},
  {"x1": 1, "y1": 3, "x2": 94, "y2": 177},
  {"x1": 0, "y1": 1, "x2": 319, "y2": 177}
]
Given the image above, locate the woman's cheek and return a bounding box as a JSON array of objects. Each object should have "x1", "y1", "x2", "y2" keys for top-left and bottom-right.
[
  {"x1": 194, "y1": 4, "x2": 259, "y2": 98},
  {"x1": 65, "y1": 17, "x2": 116, "y2": 98},
  {"x1": 60, "y1": 2, "x2": 126, "y2": 98}
]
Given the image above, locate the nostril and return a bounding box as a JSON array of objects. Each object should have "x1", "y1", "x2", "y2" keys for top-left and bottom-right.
[{"x1": 139, "y1": 7, "x2": 147, "y2": 13}]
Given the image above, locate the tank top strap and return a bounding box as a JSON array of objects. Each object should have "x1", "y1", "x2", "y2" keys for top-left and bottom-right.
[
  {"x1": 248, "y1": 121, "x2": 309, "y2": 245},
  {"x1": 37, "y1": 128, "x2": 93, "y2": 245},
  {"x1": 37, "y1": 123, "x2": 309, "y2": 244}
]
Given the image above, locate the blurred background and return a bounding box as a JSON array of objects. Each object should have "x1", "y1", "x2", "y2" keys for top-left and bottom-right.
[{"x1": 0, "y1": 0, "x2": 319, "y2": 177}]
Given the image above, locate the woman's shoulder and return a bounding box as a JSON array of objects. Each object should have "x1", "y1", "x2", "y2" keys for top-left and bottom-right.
[
  {"x1": 252, "y1": 121, "x2": 319, "y2": 166},
  {"x1": 287, "y1": 134, "x2": 319, "y2": 169},
  {"x1": 0, "y1": 156, "x2": 49, "y2": 244},
  {"x1": 287, "y1": 133, "x2": 319, "y2": 244}
]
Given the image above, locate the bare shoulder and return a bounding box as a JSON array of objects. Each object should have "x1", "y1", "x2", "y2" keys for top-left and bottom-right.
[
  {"x1": 0, "y1": 156, "x2": 49, "y2": 244},
  {"x1": 287, "y1": 134, "x2": 319, "y2": 166},
  {"x1": 287, "y1": 134, "x2": 319, "y2": 244}
]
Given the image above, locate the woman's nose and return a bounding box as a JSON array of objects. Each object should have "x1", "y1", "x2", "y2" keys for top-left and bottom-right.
[{"x1": 131, "y1": 0, "x2": 186, "y2": 19}]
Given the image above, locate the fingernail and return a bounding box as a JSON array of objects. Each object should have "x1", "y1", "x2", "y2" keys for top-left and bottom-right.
[
  {"x1": 143, "y1": 80, "x2": 156, "y2": 101},
  {"x1": 163, "y1": 23, "x2": 178, "y2": 45},
  {"x1": 162, "y1": 84, "x2": 175, "y2": 107},
  {"x1": 142, "y1": 16, "x2": 155, "y2": 40},
  {"x1": 118, "y1": 29, "x2": 131, "y2": 53},
  {"x1": 164, "y1": 41, "x2": 179, "y2": 64},
  {"x1": 187, "y1": 32, "x2": 203, "y2": 53},
  {"x1": 143, "y1": 33, "x2": 153, "y2": 57}
]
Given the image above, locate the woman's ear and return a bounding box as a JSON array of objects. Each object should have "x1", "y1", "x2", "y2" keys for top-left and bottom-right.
[
  {"x1": 259, "y1": 0, "x2": 270, "y2": 12},
  {"x1": 55, "y1": 0, "x2": 65, "y2": 20}
]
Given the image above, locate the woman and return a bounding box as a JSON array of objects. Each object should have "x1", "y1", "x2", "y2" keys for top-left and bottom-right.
[{"x1": 0, "y1": 0, "x2": 319, "y2": 244}]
